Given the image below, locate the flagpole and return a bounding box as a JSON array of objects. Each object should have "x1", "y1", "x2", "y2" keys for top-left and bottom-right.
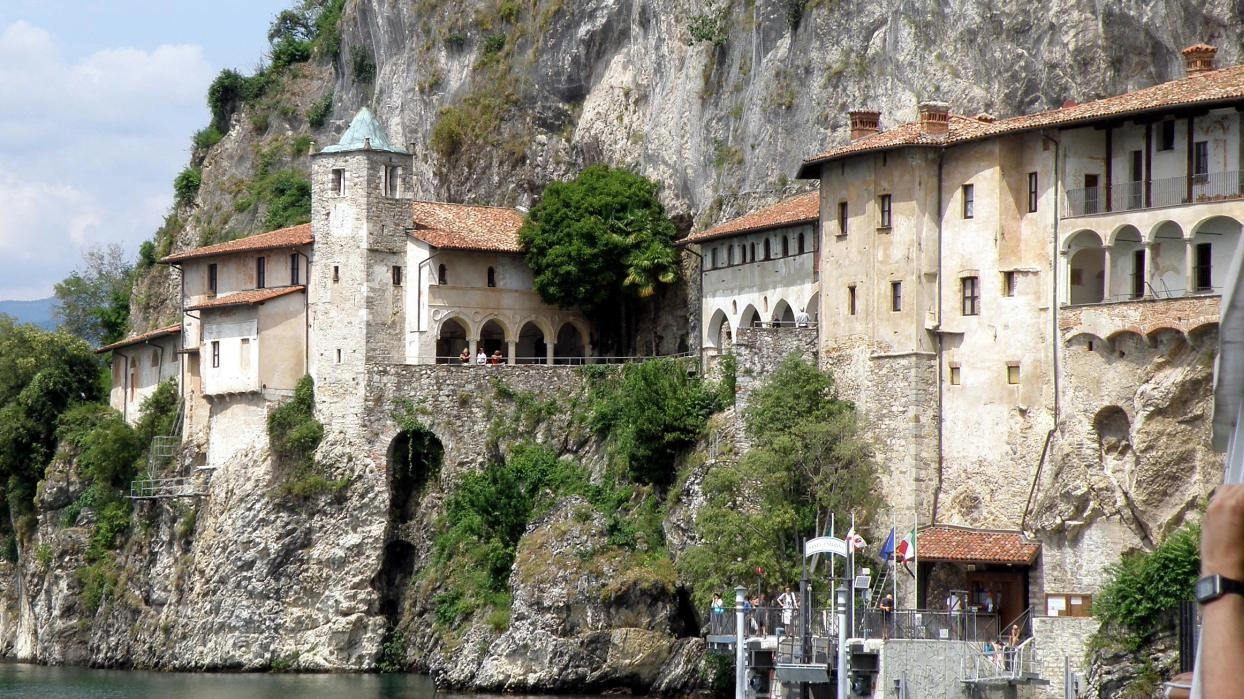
[
  {"x1": 913, "y1": 507, "x2": 919, "y2": 608},
  {"x1": 892, "y1": 509, "x2": 898, "y2": 615}
]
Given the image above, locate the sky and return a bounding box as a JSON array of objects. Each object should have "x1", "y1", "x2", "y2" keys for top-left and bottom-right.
[{"x1": 0, "y1": 0, "x2": 295, "y2": 301}]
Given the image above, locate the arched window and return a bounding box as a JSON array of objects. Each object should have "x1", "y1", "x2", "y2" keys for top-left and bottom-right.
[
  {"x1": 782, "y1": 236, "x2": 789, "y2": 257},
  {"x1": 487, "y1": 267, "x2": 496, "y2": 287},
  {"x1": 749, "y1": 242, "x2": 756, "y2": 261},
  {"x1": 150, "y1": 350, "x2": 159, "y2": 368},
  {"x1": 798, "y1": 232, "x2": 805, "y2": 254},
  {"x1": 728, "y1": 245, "x2": 735, "y2": 265},
  {"x1": 438, "y1": 264, "x2": 447, "y2": 285}
]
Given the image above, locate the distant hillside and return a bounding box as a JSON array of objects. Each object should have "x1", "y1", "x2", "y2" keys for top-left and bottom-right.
[{"x1": 0, "y1": 298, "x2": 57, "y2": 330}]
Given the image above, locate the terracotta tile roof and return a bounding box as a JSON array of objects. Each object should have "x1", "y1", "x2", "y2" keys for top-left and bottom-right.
[
  {"x1": 161, "y1": 224, "x2": 313, "y2": 263},
  {"x1": 916, "y1": 525, "x2": 1040, "y2": 565},
  {"x1": 186, "y1": 286, "x2": 305, "y2": 311},
  {"x1": 799, "y1": 63, "x2": 1244, "y2": 176},
  {"x1": 682, "y1": 191, "x2": 820, "y2": 244},
  {"x1": 95, "y1": 324, "x2": 181, "y2": 353},
  {"x1": 409, "y1": 200, "x2": 525, "y2": 253}
]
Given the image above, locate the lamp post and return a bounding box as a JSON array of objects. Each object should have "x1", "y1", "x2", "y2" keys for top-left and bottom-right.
[
  {"x1": 735, "y1": 585, "x2": 747, "y2": 699},
  {"x1": 836, "y1": 583, "x2": 848, "y2": 699}
]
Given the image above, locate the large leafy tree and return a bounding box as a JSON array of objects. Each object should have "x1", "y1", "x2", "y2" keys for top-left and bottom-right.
[
  {"x1": 678, "y1": 355, "x2": 880, "y2": 603},
  {"x1": 519, "y1": 165, "x2": 679, "y2": 353},
  {"x1": 54, "y1": 244, "x2": 133, "y2": 347}
]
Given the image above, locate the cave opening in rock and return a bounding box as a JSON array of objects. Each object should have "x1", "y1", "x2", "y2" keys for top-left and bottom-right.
[{"x1": 374, "y1": 425, "x2": 444, "y2": 628}]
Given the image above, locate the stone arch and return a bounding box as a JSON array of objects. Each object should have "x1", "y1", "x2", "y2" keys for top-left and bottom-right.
[
  {"x1": 1064, "y1": 331, "x2": 1108, "y2": 352},
  {"x1": 1065, "y1": 229, "x2": 1105, "y2": 304},
  {"x1": 706, "y1": 308, "x2": 731, "y2": 349},
  {"x1": 378, "y1": 424, "x2": 444, "y2": 622},
  {"x1": 1188, "y1": 321, "x2": 1220, "y2": 347},
  {"x1": 1148, "y1": 220, "x2": 1185, "y2": 297},
  {"x1": 517, "y1": 321, "x2": 548, "y2": 364},
  {"x1": 478, "y1": 318, "x2": 509, "y2": 357},
  {"x1": 1093, "y1": 406, "x2": 1132, "y2": 458},
  {"x1": 1146, "y1": 326, "x2": 1188, "y2": 354},
  {"x1": 435, "y1": 317, "x2": 469, "y2": 363},
  {"x1": 1108, "y1": 224, "x2": 1145, "y2": 301},
  {"x1": 739, "y1": 304, "x2": 760, "y2": 332},
  {"x1": 803, "y1": 296, "x2": 819, "y2": 325},
  {"x1": 555, "y1": 322, "x2": 587, "y2": 364},
  {"x1": 772, "y1": 299, "x2": 795, "y2": 326},
  {"x1": 1189, "y1": 215, "x2": 1243, "y2": 294}
]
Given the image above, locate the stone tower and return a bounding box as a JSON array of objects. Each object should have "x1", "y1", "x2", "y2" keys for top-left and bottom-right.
[{"x1": 308, "y1": 108, "x2": 414, "y2": 430}]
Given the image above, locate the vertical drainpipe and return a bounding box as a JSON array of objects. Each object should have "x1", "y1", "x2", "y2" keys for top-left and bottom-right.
[
  {"x1": 931, "y1": 149, "x2": 945, "y2": 525},
  {"x1": 1048, "y1": 132, "x2": 1062, "y2": 425},
  {"x1": 176, "y1": 262, "x2": 186, "y2": 417},
  {"x1": 301, "y1": 249, "x2": 310, "y2": 376}
]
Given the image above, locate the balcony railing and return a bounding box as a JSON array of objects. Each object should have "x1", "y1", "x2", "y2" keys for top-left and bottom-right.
[{"x1": 1066, "y1": 170, "x2": 1244, "y2": 217}]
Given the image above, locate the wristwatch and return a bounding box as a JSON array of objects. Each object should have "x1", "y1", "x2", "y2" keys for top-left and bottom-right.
[{"x1": 1195, "y1": 574, "x2": 1244, "y2": 604}]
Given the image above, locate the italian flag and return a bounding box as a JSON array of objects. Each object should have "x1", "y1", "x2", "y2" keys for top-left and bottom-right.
[{"x1": 894, "y1": 528, "x2": 917, "y2": 563}]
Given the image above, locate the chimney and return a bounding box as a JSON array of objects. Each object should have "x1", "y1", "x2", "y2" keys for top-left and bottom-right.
[
  {"x1": 849, "y1": 110, "x2": 881, "y2": 140},
  {"x1": 918, "y1": 101, "x2": 951, "y2": 135},
  {"x1": 1181, "y1": 44, "x2": 1218, "y2": 76}
]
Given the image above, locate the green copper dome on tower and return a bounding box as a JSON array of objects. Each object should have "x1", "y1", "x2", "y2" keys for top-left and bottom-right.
[{"x1": 320, "y1": 107, "x2": 408, "y2": 154}]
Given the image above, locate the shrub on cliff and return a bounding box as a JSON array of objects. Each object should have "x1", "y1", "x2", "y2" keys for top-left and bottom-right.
[
  {"x1": 588, "y1": 358, "x2": 718, "y2": 488},
  {"x1": 679, "y1": 355, "x2": 879, "y2": 604},
  {"x1": 1092, "y1": 521, "x2": 1200, "y2": 650},
  {"x1": 267, "y1": 376, "x2": 346, "y2": 498}
]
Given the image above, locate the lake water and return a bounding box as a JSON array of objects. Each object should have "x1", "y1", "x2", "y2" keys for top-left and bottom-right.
[{"x1": 0, "y1": 663, "x2": 522, "y2": 699}]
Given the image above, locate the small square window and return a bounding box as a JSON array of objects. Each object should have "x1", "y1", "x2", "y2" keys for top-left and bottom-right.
[
  {"x1": 962, "y1": 184, "x2": 975, "y2": 219},
  {"x1": 890, "y1": 281, "x2": 902, "y2": 312},
  {"x1": 1003, "y1": 271, "x2": 1017, "y2": 297},
  {"x1": 1006, "y1": 363, "x2": 1020, "y2": 385},
  {"x1": 392, "y1": 265, "x2": 402, "y2": 286},
  {"x1": 949, "y1": 365, "x2": 961, "y2": 386},
  {"x1": 331, "y1": 168, "x2": 346, "y2": 195},
  {"x1": 879, "y1": 194, "x2": 892, "y2": 228}
]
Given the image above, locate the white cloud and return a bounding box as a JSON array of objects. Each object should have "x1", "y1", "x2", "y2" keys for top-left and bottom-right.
[{"x1": 0, "y1": 20, "x2": 215, "y2": 299}]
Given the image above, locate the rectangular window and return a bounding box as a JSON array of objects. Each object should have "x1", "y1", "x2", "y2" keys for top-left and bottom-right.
[
  {"x1": 1131, "y1": 249, "x2": 1146, "y2": 299},
  {"x1": 1159, "y1": 120, "x2": 1176, "y2": 151},
  {"x1": 710, "y1": 247, "x2": 719, "y2": 269},
  {"x1": 240, "y1": 338, "x2": 251, "y2": 372},
  {"x1": 1196, "y1": 242, "x2": 1213, "y2": 291},
  {"x1": 1194, "y1": 140, "x2": 1209, "y2": 180},
  {"x1": 837, "y1": 201, "x2": 848, "y2": 236},
  {"x1": 332, "y1": 265, "x2": 340, "y2": 283},
  {"x1": 384, "y1": 165, "x2": 399, "y2": 197},
  {"x1": 1128, "y1": 151, "x2": 1143, "y2": 209},
  {"x1": 949, "y1": 365, "x2": 961, "y2": 386},
  {"x1": 1027, "y1": 172, "x2": 1038, "y2": 213},
  {"x1": 1003, "y1": 271, "x2": 1017, "y2": 297},
  {"x1": 961, "y1": 276, "x2": 980, "y2": 315},
  {"x1": 890, "y1": 281, "x2": 902, "y2": 312},
  {"x1": 331, "y1": 168, "x2": 346, "y2": 195},
  {"x1": 392, "y1": 265, "x2": 402, "y2": 286},
  {"x1": 290, "y1": 254, "x2": 300, "y2": 285},
  {"x1": 847, "y1": 285, "x2": 857, "y2": 315},
  {"x1": 211, "y1": 341, "x2": 220, "y2": 368},
  {"x1": 256, "y1": 257, "x2": 266, "y2": 289},
  {"x1": 1006, "y1": 362, "x2": 1020, "y2": 385},
  {"x1": 962, "y1": 184, "x2": 974, "y2": 219},
  {"x1": 207, "y1": 263, "x2": 218, "y2": 295},
  {"x1": 879, "y1": 194, "x2": 892, "y2": 228}
]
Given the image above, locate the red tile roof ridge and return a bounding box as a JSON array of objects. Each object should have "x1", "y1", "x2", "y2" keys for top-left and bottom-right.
[
  {"x1": 160, "y1": 223, "x2": 313, "y2": 263},
  {"x1": 800, "y1": 63, "x2": 1244, "y2": 173},
  {"x1": 409, "y1": 200, "x2": 525, "y2": 253},
  {"x1": 95, "y1": 324, "x2": 181, "y2": 353},
  {"x1": 186, "y1": 285, "x2": 305, "y2": 311},
  {"x1": 683, "y1": 191, "x2": 820, "y2": 244}
]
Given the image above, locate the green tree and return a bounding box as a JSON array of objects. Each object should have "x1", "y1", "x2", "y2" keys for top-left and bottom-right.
[
  {"x1": 678, "y1": 355, "x2": 880, "y2": 603},
  {"x1": 53, "y1": 244, "x2": 133, "y2": 347},
  {"x1": 519, "y1": 165, "x2": 680, "y2": 353}
]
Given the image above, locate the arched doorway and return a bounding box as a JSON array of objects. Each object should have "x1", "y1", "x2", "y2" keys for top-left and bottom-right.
[
  {"x1": 1190, "y1": 216, "x2": 1243, "y2": 295},
  {"x1": 1065, "y1": 230, "x2": 1105, "y2": 305},
  {"x1": 435, "y1": 318, "x2": 468, "y2": 363},
  {"x1": 479, "y1": 319, "x2": 507, "y2": 358},
  {"x1": 803, "y1": 297, "x2": 819, "y2": 327},
  {"x1": 1149, "y1": 221, "x2": 1185, "y2": 297},
  {"x1": 707, "y1": 309, "x2": 730, "y2": 349},
  {"x1": 1109, "y1": 225, "x2": 1144, "y2": 300},
  {"x1": 772, "y1": 300, "x2": 794, "y2": 327},
  {"x1": 555, "y1": 323, "x2": 586, "y2": 364},
  {"x1": 517, "y1": 321, "x2": 546, "y2": 364},
  {"x1": 739, "y1": 304, "x2": 760, "y2": 331}
]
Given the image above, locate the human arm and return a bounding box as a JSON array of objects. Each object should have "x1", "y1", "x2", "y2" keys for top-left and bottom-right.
[{"x1": 1200, "y1": 485, "x2": 1244, "y2": 697}]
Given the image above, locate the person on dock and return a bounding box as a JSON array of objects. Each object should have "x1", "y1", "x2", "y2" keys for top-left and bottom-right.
[
  {"x1": 710, "y1": 592, "x2": 725, "y2": 634},
  {"x1": 878, "y1": 593, "x2": 894, "y2": 640},
  {"x1": 778, "y1": 585, "x2": 798, "y2": 633}
]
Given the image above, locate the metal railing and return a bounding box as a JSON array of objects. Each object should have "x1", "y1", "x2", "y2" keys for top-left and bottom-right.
[
  {"x1": 860, "y1": 609, "x2": 1000, "y2": 642},
  {"x1": 705, "y1": 606, "x2": 841, "y2": 641},
  {"x1": 130, "y1": 476, "x2": 202, "y2": 499},
  {"x1": 371, "y1": 352, "x2": 696, "y2": 366},
  {"x1": 961, "y1": 636, "x2": 1037, "y2": 683},
  {"x1": 1066, "y1": 170, "x2": 1244, "y2": 217}
]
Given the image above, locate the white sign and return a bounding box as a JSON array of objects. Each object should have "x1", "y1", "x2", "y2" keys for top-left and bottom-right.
[{"x1": 804, "y1": 536, "x2": 848, "y2": 558}]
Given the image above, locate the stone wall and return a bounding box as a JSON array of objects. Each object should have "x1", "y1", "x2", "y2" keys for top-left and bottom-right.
[
  {"x1": 1031, "y1": 615, "x2": 1098, "y2": 698},
  {"x1": 878, "y1": 639, "x2": 976, "y2": 699},
  {"x1": 732, "y1": 326, "x2": 817, "y2": 451}
]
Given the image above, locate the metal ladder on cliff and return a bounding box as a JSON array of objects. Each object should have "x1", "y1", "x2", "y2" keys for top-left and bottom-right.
[{"x1": 129, "y1": 402, "x2": 201, "y2": 499}]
